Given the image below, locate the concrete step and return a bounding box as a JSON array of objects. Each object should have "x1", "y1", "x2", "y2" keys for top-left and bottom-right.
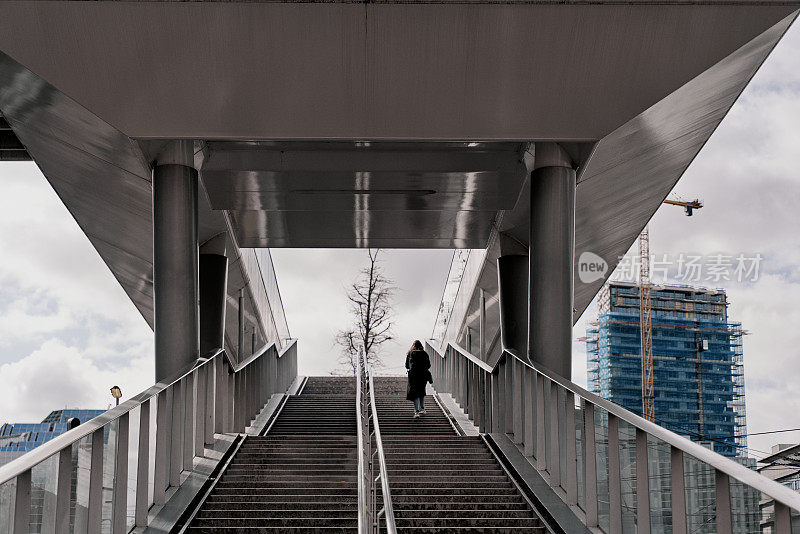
[
  {"x1": 197, "y1": 509, "x2": 358, "y2": 519},
  {"x1": 206, "y1": 492, "x2": 357, "y2": 501},
  {"x1": 394, "y1": 528, "x2": 545, "y2": 533},
  {"x1": 191, "y1": 518, "x2": 358, "y2": 528},
  {"x1": 395, "y1": 518, "x2": 543, "y2": 528},
  {"x1": 390, "y1": 494, "x2": 526, "y2": 504},
  {"x1": 189, "y1": 529, "x2": 357, "y2": 534},
  {"x1": 373, "y1": 382, "x2": 543, "y2": 531},
  {"x1": 201, "y1": 501, "x2": 358, "y2": 510}
]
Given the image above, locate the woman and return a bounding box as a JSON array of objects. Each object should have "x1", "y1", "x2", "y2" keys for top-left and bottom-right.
[{"x1": 405, "y1": 340, "x2": 431, "y2": 418}]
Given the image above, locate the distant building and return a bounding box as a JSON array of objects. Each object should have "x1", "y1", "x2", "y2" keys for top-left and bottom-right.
[
  {"x1": 757, "y1": 444, "x2": 800, "y2": 532},
  {"x1": 586, "y1": 281, "x2": 746, "y2": 457},
  {"x1": 0, "y1": 409, "x2": 104, "y2": 466},
  {"x1": 0, "y1": 409, "x2": 105, "y2": 532},
  {"x1": 586, "y1": 281, "x2": 758, "y2": 532}
]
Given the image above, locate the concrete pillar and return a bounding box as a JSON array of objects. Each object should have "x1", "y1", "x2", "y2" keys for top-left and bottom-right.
[
  {"x1": 528, "y1": 143, "x2": 576, "y2": 379},
  {"x1": 153, "y1": 162, "x2": 199, "y2": 382},
  {"x1": 497, "y1": 254, "x2": 528, "y2": 357}
]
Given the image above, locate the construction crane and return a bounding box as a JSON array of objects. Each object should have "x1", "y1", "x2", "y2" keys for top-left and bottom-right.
[{"x1": 639, "y1": 197, "x2": 703, "y2": 422}]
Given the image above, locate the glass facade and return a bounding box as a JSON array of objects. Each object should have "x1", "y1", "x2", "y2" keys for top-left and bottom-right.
[
  {"x1": 586, "y1": 281, "x2": 746, "y2": 457},
  {"x1": 0, "y1": 409, "x2": 104, "y2": 467},
  {"x1": 586, "y1": 282, "x2": 759, "y2": 532}
]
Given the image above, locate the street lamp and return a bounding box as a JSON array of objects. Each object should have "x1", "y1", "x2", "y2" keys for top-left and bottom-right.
[{"x1": 110, "y1": 385, "x2": 122, "y2": 406}]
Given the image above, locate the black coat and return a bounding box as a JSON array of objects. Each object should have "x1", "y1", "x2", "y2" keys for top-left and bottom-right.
[{"x1": 406, "y1": 349, "x2": 431, "y2": 400}]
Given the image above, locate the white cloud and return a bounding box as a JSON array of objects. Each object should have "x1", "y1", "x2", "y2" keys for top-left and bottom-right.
[
  {"x1": 0, "y1": 163, "x2": 153, "y2": 425},
  {"x1": 0, "y1": 339, "x2": 152, "y2": 422}
]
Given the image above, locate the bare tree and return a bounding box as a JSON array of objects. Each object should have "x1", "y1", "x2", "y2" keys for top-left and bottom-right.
[{"x1": 334, "y1": 249, "x2": 395, "y2": 375}]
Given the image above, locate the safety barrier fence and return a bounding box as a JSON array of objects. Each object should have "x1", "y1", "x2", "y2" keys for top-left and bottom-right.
[
  {"x1": 426, "y1": 341, "x2": 800, "y2": 534},
  {"x1": 0, "y1": 340, "x2": 297, "y2": 534},
  {"x1": 356, "y1": 352, "x2": 397, "y2": 534}
]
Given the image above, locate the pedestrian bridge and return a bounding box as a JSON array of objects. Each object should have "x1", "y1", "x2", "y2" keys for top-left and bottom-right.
[
  {"x1": 2, "y1": 343, "x2": 799, "y2": 533},
  {"x1": 1, "y1": 0, "x2": 800, "y2": 532}
]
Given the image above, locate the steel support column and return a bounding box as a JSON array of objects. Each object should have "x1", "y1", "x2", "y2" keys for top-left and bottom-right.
[
  {"x1": 199, "y1": 253, "x2": 228, "y2": 355},
  {"x1": 497, "y1": 255, "x2": 528, "y2": 357},
  {"x1": 153, "y1": 162, "x2": 199, "y2": 382},
  {"x1": 529, "y1": 143, "x2": 576, "y2": 379}
]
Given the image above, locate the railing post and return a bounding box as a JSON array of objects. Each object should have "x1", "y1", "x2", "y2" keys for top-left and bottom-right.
[
  {"x1": 775, "y1": 502, "x2": 792, "y2": 534},
  {"x1": 483, "y1": 371, "x2": 491, "y2": 433},
  {"x1": 671, "y1": 447, "x2": 688, "y2": 534},
  {"x1": 513, "y1": 357, "x2": 523, "y2": 445},
  {"x1": 584, "y1": 401, "x2": 599, "y2": 527},
  {"x1": 464, "y1": 360, "x2": 470, "y2": 416},
  {"x1": 476, "y1": 370, "x2": 485, "y2": 432},
  {"x1": 87, "y1": 427, "x2": 104, "y2": 534},
  {"x1": 55, "y1": 446, "x2": 72, "y2": 533},
  {"x1": 451, "y1": 349, "x2": 457, "y2": 399},
  {"x1": 504, "y1": 357, "x2": 513, "y2": 433},
  {"x1": 536, "y1": 373, "x2": 546, "y2": 469},
  {"x1": 206, "y1": 358, "x2": 216, "y2": 441},
  {"x1": 496, "y1": 360, "x2": 506, "y2": 433},
  {"x1": 491, "y1": 369, "x2": 502, "y2": 433},
  {"x1": 227, "y1": 369, "x2": 235, "y2": 433},
  {"x1": 135, "y1": 399, "x2": 151, "y2": 526},
  {"x1": 232, "y1": 369, "x2": 240, "y2": 431},
  {"x1": 170, "y1": 380, "x2": 183, "y2": 486},
  {"x1": 154, "y1": 388, "x2": 169, "y2": 505},
  {"x1": 715, "y1": 470, "x2": 733, "y2": 534},
  {"x1": 266, "y1": 349, "x2": 276, "y2": 395},
  {"x1": 195, "y1": 366, "x2": 205, "y2": 454},
  {"x1": 636, "y1": 428, "x2": 651, "y2": 534},
  {"x1": 523, "y1": 366, "x2": 535, "y2": 457},
  {"x1": 608, "y1": 413, "x2": 622, "y2": 534},
  {"x1": 183, "y1": 372, "x2": 194, "y2": 471},
  {"x1": 461, "y1": 358, "x2": 467, "y2": 410},
  {"x1": 548, "y1": 380, "x2": 560, "y2": 486},
  {"x1": 113, "y1": 413, "x2": 129, "y2": 534},
  {"x1": 215, "y1": 358, "x2": 227, "y2": 434},
  {"x1": 12, "y1": 470, "x2": 31, "y2": 534},
  {"x1": 565, "y1": 390, "x2": 577, "y2": 505},
  {"x1": 472, "y1": 364, "x2": 479, "y2": 423}
]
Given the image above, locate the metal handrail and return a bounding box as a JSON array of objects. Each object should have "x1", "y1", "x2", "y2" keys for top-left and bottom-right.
[
  {"x1": 429, "y1": 340, "x2": 800, "y2": 516},
  {"x1": 356, "y1": 352, "x2": 370, "y2": 534},
  {"x1": 365, "y1": 358, "x2": 398, "y2": 534},
  {"x1": 0, "y1": 339, "x2": 298, "y2": 533},
  {"x1": 0, "y1": 346, "x2": 229, "y2": 485},
  {"x1": 508, "y1": 348, "x2": 800, "y2": 512}
]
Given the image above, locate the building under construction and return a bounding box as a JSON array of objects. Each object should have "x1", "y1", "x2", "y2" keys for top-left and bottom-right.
[{"x1": 586, "y1": 280, "x2": 747, "y2": 458}]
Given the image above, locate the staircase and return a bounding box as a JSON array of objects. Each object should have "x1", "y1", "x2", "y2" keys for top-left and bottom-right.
[
  {"x1": 374, "y1": 377, "x2": 545, "y2": 533},
  {"x1": 188, "y1": 376, "x2": 358, "y2": 533},
  {"x1": 187, "y1": 376, "x2": 545, "y2": 532}
]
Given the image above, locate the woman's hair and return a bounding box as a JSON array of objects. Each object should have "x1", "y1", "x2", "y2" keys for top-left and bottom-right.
[{"x1": 408, "y1": 340, "x2": 424, "y2": 355}]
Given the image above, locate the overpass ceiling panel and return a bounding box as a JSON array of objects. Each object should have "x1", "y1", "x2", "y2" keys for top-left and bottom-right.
[
  {"x1": 201, "y1": 141, "x2": 526, "y2": 247},
  {"x1": 229, "y1": 209, "x2": 495, "y2": 249},
  {"x1": 0, "y1": 3, "x2": 797, "y2": 139},
  {"x1": 201, "y1": 142, "x2": 527, "y2": 213}
]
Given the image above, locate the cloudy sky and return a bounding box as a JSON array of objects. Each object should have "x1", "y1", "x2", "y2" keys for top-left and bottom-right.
[{"x1": 0, "y1": 22, "x2": 798, "y2": 460}]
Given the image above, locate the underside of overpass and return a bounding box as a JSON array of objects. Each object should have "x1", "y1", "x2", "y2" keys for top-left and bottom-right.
[{"x1": 0, "y1": 1, "x2": 799, "y2": 532}]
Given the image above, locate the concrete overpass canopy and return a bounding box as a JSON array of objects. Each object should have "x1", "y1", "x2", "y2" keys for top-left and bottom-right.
[{"x1": 0, "y1": 0, "x2": 797, "y2": 376}]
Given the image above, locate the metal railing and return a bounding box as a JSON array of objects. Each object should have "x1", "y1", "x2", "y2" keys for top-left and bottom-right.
[
  {"x1": 356, "y1": 351, "x2": 397, "y2": 534},
  {"x1": 426, "y1": 341, "x2": 800, "y2": 534},
  {"x1": 0, "y1": 340, "x2": 298, "y2": 534}
]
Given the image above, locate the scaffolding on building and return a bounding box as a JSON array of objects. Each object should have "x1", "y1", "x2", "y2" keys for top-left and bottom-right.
[{"x1": 587, "y1": 281, "x2": 748, "y2": 459}]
